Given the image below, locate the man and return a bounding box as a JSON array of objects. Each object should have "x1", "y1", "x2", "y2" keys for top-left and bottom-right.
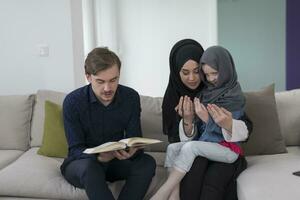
[{"x1": 61, "y1": 47, "x2": 156, "y2": 200}]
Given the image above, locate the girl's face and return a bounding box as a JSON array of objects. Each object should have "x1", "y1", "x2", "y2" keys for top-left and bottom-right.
[
  {"x1": 179, "y1": 59, "x2": 201, "y2": 89},
  {"x1": 202, "y1": 64, "x2": 219, "y2": 86}
]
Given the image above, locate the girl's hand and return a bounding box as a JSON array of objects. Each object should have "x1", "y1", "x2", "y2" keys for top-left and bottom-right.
[
  {"x1": 194, "y1": 97, "x2": 209, "y2": 123},
  {"x1": 207, "y1": 104, "x2": 233, "y2": 133}
]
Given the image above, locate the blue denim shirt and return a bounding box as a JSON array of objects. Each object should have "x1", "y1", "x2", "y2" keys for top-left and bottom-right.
[{"x1": 196, "y1": 110, "x2": 244, "y2": 143}]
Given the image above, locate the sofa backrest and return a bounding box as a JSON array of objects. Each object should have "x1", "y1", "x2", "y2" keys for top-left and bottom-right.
[
  {"x1": 140, "y1": 95, "x2": 168, "y2": 152},
  {"x1": 0, "y1": 94, "x2": 34, "y2": 151},
  {"x1": 275, "y1": 88, "x2": 300, "y2": 146},
  {"x1": 29, "y1": 90, "x2": 168, "y2": 151},
  {"x1": 30, "y1": 90, "x2": 66, "y2": 147},
  {"x1": 27, "y1": 88, "x2": 300, "y2": 151}
]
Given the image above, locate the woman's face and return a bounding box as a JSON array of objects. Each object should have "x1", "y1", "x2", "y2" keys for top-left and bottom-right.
[{"x1": 179, "y1": 59, "x2": 201, "y2": 89}]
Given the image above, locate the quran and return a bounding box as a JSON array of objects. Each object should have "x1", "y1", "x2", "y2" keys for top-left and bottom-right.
[{"x1": 83, "y1": 137, "x2": 162, "y2": 154}]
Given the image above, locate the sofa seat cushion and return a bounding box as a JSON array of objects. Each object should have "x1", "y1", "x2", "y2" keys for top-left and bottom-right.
[
  {"x1": 0, "y1": 198, "x2": 53, "y2": 200},
  {"x1": 0, "y1": 148, "x2": 167, "y2": 200},
  {"x1": 0, "y1": 148, "x2": 88, "y2": 200},
  {"x1": 146, "y1": 151, "x2": 166, "y2": 167},
  {"x1": 0, "y1": 150, "x2": 23, "y2": 170},
  {"x1": 238, "y1": 146, "x2": 300, "y2": 200}
]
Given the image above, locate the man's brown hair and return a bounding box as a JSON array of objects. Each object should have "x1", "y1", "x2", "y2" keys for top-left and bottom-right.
[{"x1": 85, "y1": 47, "x2": 121, "y2": 75}]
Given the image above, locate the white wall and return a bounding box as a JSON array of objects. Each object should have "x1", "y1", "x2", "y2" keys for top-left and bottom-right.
[
  {"x1": 88, "y1": 0, "x2": 217, "y2": 97},
  {"x1": 0, "y1": 0, "x2": 217, "y2": 96},
  {"x1": 117, "y1": 0, "x2": 217, "y2": 97},
  {"x1": 0, "y1": 0, "x2": 84, "y2": 95},
  {"x1": 0, "y1": 0, "x2": 287, "y2": 96}
]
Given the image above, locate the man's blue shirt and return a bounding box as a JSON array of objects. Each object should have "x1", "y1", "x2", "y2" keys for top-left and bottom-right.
[{"x1": 61, "y1": 84, "x2": 142, "y2": 173}]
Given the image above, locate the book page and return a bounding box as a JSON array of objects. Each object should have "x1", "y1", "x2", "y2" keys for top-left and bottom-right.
[
  {"x1": 119, "y1": 137, "x2": 162, "y2": 147},
  {"x1": 83, "y1": 142, "x2": 126, "y2": 154}
]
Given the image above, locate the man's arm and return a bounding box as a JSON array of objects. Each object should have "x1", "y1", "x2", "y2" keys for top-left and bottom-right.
[
  {"x1": 119, "y1": 92, "x2": 142, "y2": 159},
  {"x1": 125, "y1": 92, "x2": 142, "y2": 138},
  {"x1": 63, "y1": 96, "x2": 96, "y2": 160}
]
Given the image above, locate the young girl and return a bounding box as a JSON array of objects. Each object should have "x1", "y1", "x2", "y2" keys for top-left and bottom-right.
[{"x1": 151, "y1": 46, "x2": 246, "y2": 200}]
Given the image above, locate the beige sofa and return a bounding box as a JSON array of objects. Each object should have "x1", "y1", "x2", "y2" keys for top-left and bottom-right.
[{"x1": 0, "y1": 86, "x2": 300, "y2": 200}]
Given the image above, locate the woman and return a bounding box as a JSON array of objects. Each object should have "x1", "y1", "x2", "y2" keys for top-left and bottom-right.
[{"x1": 162, "y1": 39, "x2": 252, "y2": 200}]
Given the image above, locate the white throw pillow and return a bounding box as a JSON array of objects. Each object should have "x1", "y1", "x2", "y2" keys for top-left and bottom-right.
[{"x1": 276, "y1": 88, "x2": 300, "y2": 146}]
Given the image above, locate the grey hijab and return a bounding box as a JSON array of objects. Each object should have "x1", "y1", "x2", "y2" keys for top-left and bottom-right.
[{"x1": 199, "y1": 46, "x2": 245, "y2": 112}]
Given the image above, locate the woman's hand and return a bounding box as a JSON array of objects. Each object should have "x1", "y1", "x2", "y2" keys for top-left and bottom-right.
[
  {"x1": 175, "y1": 96, "x2": 194, "y2": 124},
  {"x1": 207, "y1": 104, "x2": 233, "y2": 133},
  {"x1": 194, "y1": 97, "x2": 209, "y2": 123},
  {"x1": 174, "y1": 97, "x2": 183, "y2": 116},
  {"x1": 182, "y1": 96, "x2": 194, "y2": 124}
]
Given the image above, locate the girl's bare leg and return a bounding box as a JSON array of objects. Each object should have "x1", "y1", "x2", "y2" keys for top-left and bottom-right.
[{"x1": 150, "y1": 167, "x2": 185, "y2": 200}]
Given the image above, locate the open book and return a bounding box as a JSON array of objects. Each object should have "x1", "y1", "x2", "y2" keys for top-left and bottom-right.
[{"x1": 83, "y1": 137, "x2": 163, "y2": 154}]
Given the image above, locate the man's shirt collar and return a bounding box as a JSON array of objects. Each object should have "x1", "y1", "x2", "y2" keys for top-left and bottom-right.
[{"x1": 88, "y1": 84, "x2": 121, "y2": 107}]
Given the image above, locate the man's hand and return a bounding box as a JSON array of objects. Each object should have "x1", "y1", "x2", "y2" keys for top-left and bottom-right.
[
  {"x1": 113, "y1": 147, "x2": 139, "y2": 160},
  {"x1": 97, "y1": 151, "x2": 115, "y2": 162},
  {"x1": 207, "y1": 104, "x2": 233, "y2": 133},
  {"x1": 194, "y1": 97, "x2": 209, "y2": 123}
]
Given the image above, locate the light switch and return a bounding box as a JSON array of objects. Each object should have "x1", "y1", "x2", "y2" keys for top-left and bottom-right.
[{"x1": 37, "y1": 44, "x2": 49, "y2": 57}]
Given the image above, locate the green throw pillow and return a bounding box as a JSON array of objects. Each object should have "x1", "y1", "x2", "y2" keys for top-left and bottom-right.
[{"x1": 37, "y1": 100, "x2": 68, "y2": 158}]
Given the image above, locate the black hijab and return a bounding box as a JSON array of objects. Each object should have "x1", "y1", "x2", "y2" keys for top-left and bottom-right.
[
  {"x1": 162, "y1": 39, "x2": 204, "y2": 142},
  {"x1": 199, "y1": 46, "x2": 245, "y2": 111}
]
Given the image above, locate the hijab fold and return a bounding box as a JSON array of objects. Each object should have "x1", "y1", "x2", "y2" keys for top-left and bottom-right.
[
  {"x1": 199, "y1": 46, "x2": 245, "y2": 112},
  {"x1": 162, "y1": 39, "x2": 204, "y2": 142}
]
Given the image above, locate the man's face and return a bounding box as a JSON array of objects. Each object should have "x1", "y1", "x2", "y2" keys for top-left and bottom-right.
[{"x1": 86, "y1": 64, "x2": 120, "y2": 105}]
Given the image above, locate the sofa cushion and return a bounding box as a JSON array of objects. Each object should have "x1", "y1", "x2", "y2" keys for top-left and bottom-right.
[
  {"x1": 0, "y1": 94, "x2": 34, "y2": 151},
  {"x1": 242, "y1": 84, "x2": 287, "y2": 155},
  {"x1": 30, "y1": 90, "x2": 66, "y2": 147},
  {"x1": 275, "y1": 88, "x2": 300, "y2": 146},
  {"x1": 0, "y1": 198, "x2": 53, "y2": 200},
  {"x1": 0, "y1": 148, "x2": 88, "y2": 200},
  {"x1": 140, "y1": 95, "x2": 168, "y2": 152},
  {"x1": 31, "y1": 91, "x2": 169, "y2": 150},
  {"x1": 0, "y1": 148, "x2": 167, "y2": 200},
  {"x1": 37, "y1": 101, "x2": 68, "y2": 158},
  {"x1": 145, "y1": 151, "x2": 166, "y2": 167},
  {"x1": 0, "y1": 150, "x2": 24, "y2": 170},
  {"x1": 237, "y1": 146, "x2": 300, "y2": 200}
]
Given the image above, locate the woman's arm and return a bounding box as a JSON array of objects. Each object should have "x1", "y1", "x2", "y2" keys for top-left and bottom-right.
[
  {"x1": 179, "y1": 119, "x2": 197, "y2": 142},
  {"x1": 176, "y1": 96, "x2": 198, "y2": 141}
]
